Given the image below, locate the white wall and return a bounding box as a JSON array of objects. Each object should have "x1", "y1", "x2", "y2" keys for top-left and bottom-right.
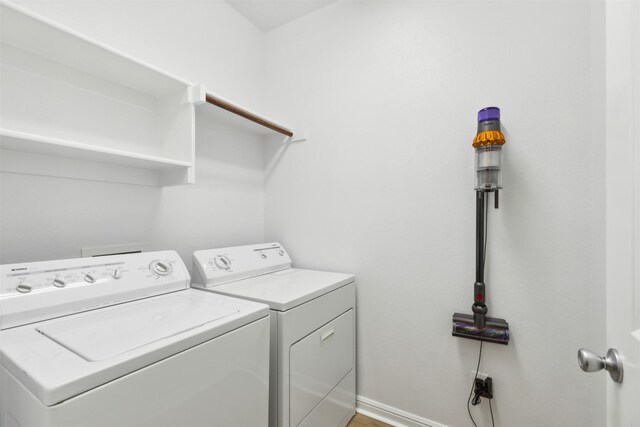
[
  {"x1": 0, "y1": 1, "x2": 267, "y2": 268},
  {"x1": 263, "y1": 1, "x2": 604, "y2": 426},
  {"x1": 0, "y1": 2, "x2": 607, "y2": 426}
]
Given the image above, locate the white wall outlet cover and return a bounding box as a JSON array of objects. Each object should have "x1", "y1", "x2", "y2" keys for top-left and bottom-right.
[{"x1": 471, "y1": 371, "x2": 489, "y2": 381}]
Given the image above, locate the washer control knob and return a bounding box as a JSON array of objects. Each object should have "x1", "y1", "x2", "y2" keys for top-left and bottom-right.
[
  {"x1": 260, "y1": 253, "x2": 267, "y2": 259},
  {"x1": 214, "y1": 256, "x2": 231, "y2": 270},
  {"x1": 84, "y1": 274, "x2": 96, "y2": 283},
  {"x1": 112, "y1": 268, "x2": 122, "y2": 279},
  {"x1": 151, "y1": 261, "x2": 172, "y2": 276},
  {"x1": 16, "y1": 283, "x2": 32, "y2": 293},
  {"x1": 53, "y1": 278, "x2": 67, "y2": 288},
  {"x1": 277, "y1": 249, "x2": 284, "y2": 256}
]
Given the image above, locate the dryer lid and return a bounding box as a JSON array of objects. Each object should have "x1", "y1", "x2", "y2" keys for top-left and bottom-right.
[
  {"x1": 37, "y1": 293, "x2": 238, "y2": 361},
  {"x1": 203, "y1": 268, "x2": 355, "y2": 311}
]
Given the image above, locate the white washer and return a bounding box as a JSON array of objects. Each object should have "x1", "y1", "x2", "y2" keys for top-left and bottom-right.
[
  {"x1": 192, "y1": 243, "x2": 356, "y2": 427},
  {"x1": 0, "y1": 250, "x2": 270, "y2": 427}
]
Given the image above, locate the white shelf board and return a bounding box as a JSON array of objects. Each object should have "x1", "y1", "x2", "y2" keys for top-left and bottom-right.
[
  {"x1": 0, "y1": 129, "x2": 192, "y2": 172},
  {"x1": 0, "y1": 2, "x2": 192, "y2": 97}
]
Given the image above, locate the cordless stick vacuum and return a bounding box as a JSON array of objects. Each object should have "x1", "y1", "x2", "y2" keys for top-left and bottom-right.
[{"x1": 452, "y1": 107, "x2": 510, "y2": 345}]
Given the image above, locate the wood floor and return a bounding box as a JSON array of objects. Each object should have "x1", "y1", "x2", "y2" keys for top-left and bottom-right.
[{"x1": 347, "y1": 413, "x2": 394, "y2": 427}]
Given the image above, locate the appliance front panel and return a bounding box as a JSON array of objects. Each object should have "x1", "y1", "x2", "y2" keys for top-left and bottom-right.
[
  {"x1": 289, "y1": 309, "x2": 354, "y2": 427},
  {"x1": 193, "y1": 242, "x2": 291, "y2": 287}
]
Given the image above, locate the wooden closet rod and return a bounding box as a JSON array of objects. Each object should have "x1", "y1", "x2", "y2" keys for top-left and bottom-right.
[{"x1": 205, "y1": 94, "x2": 293, "y2": 137}]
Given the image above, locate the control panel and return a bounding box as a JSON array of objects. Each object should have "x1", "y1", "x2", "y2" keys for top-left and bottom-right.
[
  {"x1": 0, "y1": 251, "x2": 189, "y2": 330},
  {"x1": 192, "y1": 242, "x2": 291, "y2": 288}
]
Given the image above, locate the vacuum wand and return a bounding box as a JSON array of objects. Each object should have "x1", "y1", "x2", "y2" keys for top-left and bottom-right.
[{"x1": 472, "y1": 191, "x2": 488, "y2": 330}]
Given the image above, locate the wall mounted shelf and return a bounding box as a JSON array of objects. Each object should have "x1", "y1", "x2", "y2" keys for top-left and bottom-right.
[
  {"x1": 0, "y1": 3, "x2": 305, "y2": 187},
  {"x1": 0, "y1": 2, "x2": 196, "y2": 186}
]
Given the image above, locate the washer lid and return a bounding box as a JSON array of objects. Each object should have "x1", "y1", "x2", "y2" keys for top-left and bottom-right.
[
  {"x1": 37, "y1": 294, "x2": 238, "y2": 361},
  {"x1": 0, "y1": 289, "x2": 269, "y2": 406},
  {"x1": 200, "y1": 269, "x2": 355, "y2": 311}
]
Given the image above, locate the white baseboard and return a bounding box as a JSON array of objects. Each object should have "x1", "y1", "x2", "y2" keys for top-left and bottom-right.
[{"x1": 356, "y1": 396, "x2": 449, "y2": 427}]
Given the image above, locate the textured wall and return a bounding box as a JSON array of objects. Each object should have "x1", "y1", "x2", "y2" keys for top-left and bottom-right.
[{"x1": 262, "y1": 2, "x2": 605, "y2": 426}]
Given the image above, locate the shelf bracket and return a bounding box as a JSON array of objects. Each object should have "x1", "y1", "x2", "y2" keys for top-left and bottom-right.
[{"x1": 190, "y1": 84, "x2": 207, "y2": 105}]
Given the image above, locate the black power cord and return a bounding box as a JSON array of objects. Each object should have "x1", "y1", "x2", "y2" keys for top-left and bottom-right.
[
  {"x1": 489, "y1": 396, "x2": 495, "y2": 426},
  {"x1": 467, "y1": 341, "x2": 483, "y2": 427}
]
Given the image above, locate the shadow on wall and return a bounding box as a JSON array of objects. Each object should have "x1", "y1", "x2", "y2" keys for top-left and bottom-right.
[
  {"x1": 265, "y1": 134, "x2": 293, "y2": 184},
  {"x1": 149, "y1": 123, "x2": 267, "y2": 273}
]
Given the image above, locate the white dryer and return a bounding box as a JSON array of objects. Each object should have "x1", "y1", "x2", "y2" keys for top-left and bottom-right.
[
  {"x1": 0, "y1": 250, "x2": 270, "y2": 427},
  {"x1": 192, "y1": 243, "x2": 356, "y2": 427}
]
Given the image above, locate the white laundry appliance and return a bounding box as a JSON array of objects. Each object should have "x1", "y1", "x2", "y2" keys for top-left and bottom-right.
[
  {"x1": 0, "y1": 250, "x2": 270, "y2": 427},
  {"x1": 192, "y1": 243, "x2": 356, "y2": 427}
]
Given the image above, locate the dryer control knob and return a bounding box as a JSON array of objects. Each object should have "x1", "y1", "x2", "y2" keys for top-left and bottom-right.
[
  {"x1": 112, "y1": 268, "x2": 122, "y2": 279},
  {"x1": 277, "y1": 249, "x2": 284, "y2": 256},
  {"x1": 214, "y1": 256, "x2": 231, "y2": 270},
  {"x1": 84, "y1": 274, "x2": 96, "y2": 283},
  {"x1": 151, "y1": 261, "x2": 172, "y2": 276},
  {"x1": 53, "y1": 278, "x2": 67, "y2": 288}
]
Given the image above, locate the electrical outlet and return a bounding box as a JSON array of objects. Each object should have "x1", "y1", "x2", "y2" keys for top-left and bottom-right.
[{"x1": 474, "y1": 376, "x2": 493, "y2": 399}]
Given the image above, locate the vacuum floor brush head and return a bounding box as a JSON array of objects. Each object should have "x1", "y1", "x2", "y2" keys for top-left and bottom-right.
[{"x1": 452, "y1": 313, "x2": 509, "y2": 345}]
